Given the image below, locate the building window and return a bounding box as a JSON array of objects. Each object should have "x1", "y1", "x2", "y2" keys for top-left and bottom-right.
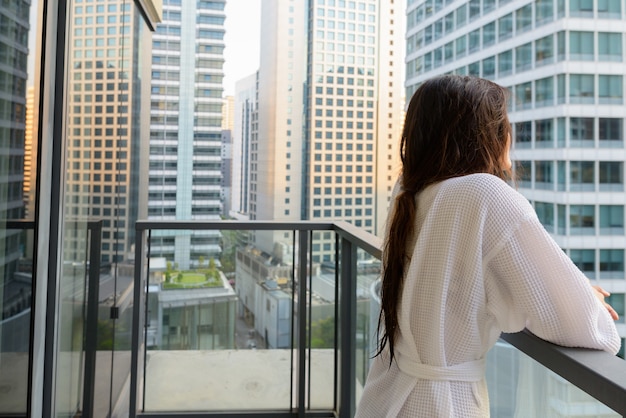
[
  {"x1": 557, "y1": 160, "x2": 567, "y2": 190},
  {"x1": 536, "y1": 35, "x2": 555, "y2": 66},
  {"x1": 515, "y1": 121, "x2": 532, "y2": 148},
  {"x1": 569, "y1": 31, "x2": 594, "y2": 61},
  {"x1": 598, "y1": 32, "x2": 622, "y2": 61},
  {"x1": 570, "y1": 117, "x2": 594, "y2": 147},
  {"x1": 468, "y1": 61, "x2": 480, "y2": 76},
  {"x1": 569, "y1": 0, "x2": 594, "y2": 17},
  {"x1": 557, "y1": 204, "x2": 567, "y2": 234},
  {"x1": 518, "y1": 160, "x2": 532, "y2": 187},
  {"x1": 535, "y1": 160, "x2": 554, "y2": 189},
  {"x1": 498, "y1": 50, "x2": 513, "y2": 76},
  {"x1": 570, "y1": 249, "x2": 595, "y2": 277},
  {"x1": 455, "y1": 35, "x2": 467, "y2": 58},
  {"x1": 599, "y1": 118, "x2": 623, "y2": 147},
  {"x1": 599, "y1": 205, "x2": 624, "y2": 235},
  {"x1": 484, "y1": 0, "x2": 496, "y2": 13},
  {"x1": 456, "y1": 3, "x2": 468, "y2": 28},
  {"x1": 515, "y1": 4, "x2": 532, "y2": 33},
  {"x1": 536, "y1": 0, "x2": 555, "y2": 23},
  {"x1": 536, "y1": 119, "x2": 553, "y2": 147},
  {"x1": 599, "y1": 75, "x2": 623, "y2": 104},
  {"x1": 535, "y1": 77, "x2": 554, "y2": 107},
  {"x1": 498, "y1": 13, "x2": 513, "y2": 42},
  {"x1": 569, "y1": 74, "x2": 595, "y2": 104},
  {"x1": 597, "y1": 0, "x2": 622, "y2": 19},
  {"x1": 557, "y1": 31, "x2": 566, "y2": 60},
  {"x1": 444, "y1": 42, "x2": 454, "y2": 63},
  {"x1": 570, "y1": 204, "x2": 595, "y2": 235},
  {"x1": 570, "y1": 161, "x2": 595, "y2": 191},
  {"x1": 535, "y1": 201, "x2": 555, "y2": 232},
  {"x1": 482, "y1": 56, "x2": 496, "y2": 79},
  {"x1": 469, "y1": 29, "x2": 480, "y2": 53},
  {"x1": 434, "y1": 19, "x2": 443, "y2": 40},
  {"x1": 444, "y1": 12, "x2": 454, "y2": 34},
  {"x1": 469, "y1": 0, "x2": 481, "y2": 20},
  {"x1": 515, "y1": 82, "x2": 532, "y2": 109},
  {"x1": 599, "y1": 161, "x2": 623, "y2": 191},
  {"x1": 515, "y1": 43, "x2": 532, "y2": 72},
  {"x1": 483, "y1": 22, "x2": 496, "y2": 47},
  {"x1": 600, "y1": 249, "x2": 624, "y2": 279}
]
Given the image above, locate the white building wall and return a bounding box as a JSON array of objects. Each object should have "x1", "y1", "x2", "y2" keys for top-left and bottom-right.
[{"x1": 231, "y1": 73, "x2": 257, "y2": 218}]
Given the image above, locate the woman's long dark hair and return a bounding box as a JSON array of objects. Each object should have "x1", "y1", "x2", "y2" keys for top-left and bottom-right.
[{"x1": 376, "y1": 75, "x2": 512, "y2": 363}]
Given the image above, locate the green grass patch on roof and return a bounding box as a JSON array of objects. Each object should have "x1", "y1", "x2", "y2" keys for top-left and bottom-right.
[{"x1": 162, "y1": 269, "x2": 223, "y2": 290}]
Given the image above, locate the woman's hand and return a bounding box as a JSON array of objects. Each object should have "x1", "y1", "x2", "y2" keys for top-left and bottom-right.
[{"x1": 591, "y1": 285, "x2": 619, "y2": 320}]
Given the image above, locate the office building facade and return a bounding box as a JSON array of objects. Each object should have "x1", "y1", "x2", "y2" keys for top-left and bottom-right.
[
  {"x1": 65, "y1": 0, "x2": 150, "y2": 264},
  {"x1": 248, "y1": 0, "x2": 404, "y2": 261},
  {"x1": 148, "y1": 0, "x2": 225, "y2": 270}
]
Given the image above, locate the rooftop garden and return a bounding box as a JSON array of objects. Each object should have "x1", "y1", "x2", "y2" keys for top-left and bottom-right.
[{"x1": 162, "y1": 258, "x2": 223, "y2": 290}]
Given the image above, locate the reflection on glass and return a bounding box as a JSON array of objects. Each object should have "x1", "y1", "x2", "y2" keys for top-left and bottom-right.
[
  {"x1": 353, "y1": 249, "x2": 381, "y2": 408},
  {"x1": 0, "y1": 0, "x2": 37, "y2": 414},
  {"x1": 487, "y1": 341, "x2": 620, "y2": 417},
  {"x1": 58, "y1": 0, "x2": 151, "y2": 415}
]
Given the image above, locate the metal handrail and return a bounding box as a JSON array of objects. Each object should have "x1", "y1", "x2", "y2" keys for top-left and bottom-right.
[
  {"x1": 129, "y1": 220, "x2": 626, "y2": 417},
  {"x1": 131, "y1": 220, "x2": 380, "y2": 418},
  {"x1": 501, "y1": 331, "x2": 626, "y2": 415}
]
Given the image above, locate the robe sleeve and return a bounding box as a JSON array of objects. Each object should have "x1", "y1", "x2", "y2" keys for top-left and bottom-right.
[{"x1": 483, "y1": 213, "x2": 621, "y2": 355}]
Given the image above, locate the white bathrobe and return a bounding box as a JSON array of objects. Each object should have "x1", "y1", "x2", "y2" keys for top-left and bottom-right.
[{"x1": 355, "y1": 173, "x2": 621, "y2": 417}]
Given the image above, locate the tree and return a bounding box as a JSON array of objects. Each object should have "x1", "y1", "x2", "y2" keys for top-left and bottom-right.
[{"x1": 310, "y1": 316, "x2": 335, "y2": 348}]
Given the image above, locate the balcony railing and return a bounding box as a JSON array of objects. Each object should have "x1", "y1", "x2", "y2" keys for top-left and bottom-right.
[{"x1": 121, "y1": 220, "x2": 626, "y2": 418}]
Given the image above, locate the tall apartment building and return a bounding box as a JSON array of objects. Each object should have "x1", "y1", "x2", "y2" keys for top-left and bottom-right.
[
  {"x1": 148, "y1": 0, "x2": 225, "y2": 270},
  {"x1": 406, "y1": 0, "x2": 625, "y2": 413},
  {"x1": 65, "y1": 1, "x2": 151, "y2": 264},
  {"x1": 248, "y1": 0, "x2": 404, "y2": 262}
]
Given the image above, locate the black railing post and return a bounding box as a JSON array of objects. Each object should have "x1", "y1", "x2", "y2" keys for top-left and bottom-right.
[
  {"x1": 297, "y1": 230, "x2": 309, "y2": 417},
  {"x1": 82, "y1": 220, "x2": 102, "y2": 418},
  {"x1": 339, "y1": 236, "x2": 357, "y2": 418},
  {"x1": 129, "y1": 225, "x2": 145, "y2": 417}
]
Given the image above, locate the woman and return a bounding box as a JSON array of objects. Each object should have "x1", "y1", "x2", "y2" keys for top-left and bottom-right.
[{"x1": 355, "y1": 75, "x2": 620, "y2": 417}]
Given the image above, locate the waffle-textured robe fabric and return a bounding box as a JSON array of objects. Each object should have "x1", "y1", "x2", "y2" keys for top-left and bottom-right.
[{"x1": 355, "y1": 173, "x2": 621, "y2": 418}]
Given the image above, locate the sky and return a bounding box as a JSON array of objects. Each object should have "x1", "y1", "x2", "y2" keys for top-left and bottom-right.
[{"x1": 222, "y1": 1, "x2": 262, "y2": 96}]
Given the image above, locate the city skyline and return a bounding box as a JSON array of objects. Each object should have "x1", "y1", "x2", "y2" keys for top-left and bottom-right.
[
  {"x1": 0, "y1": 0, "x2": 625, "y2": 416},
  {"x1": 229, "y1": 0, "x2": 405, "y2": 264}
]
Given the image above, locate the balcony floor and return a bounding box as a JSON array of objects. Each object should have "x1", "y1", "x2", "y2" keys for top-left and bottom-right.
[{"x1": 143, "y1": 349, "x2": 355, "y2": 412}]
